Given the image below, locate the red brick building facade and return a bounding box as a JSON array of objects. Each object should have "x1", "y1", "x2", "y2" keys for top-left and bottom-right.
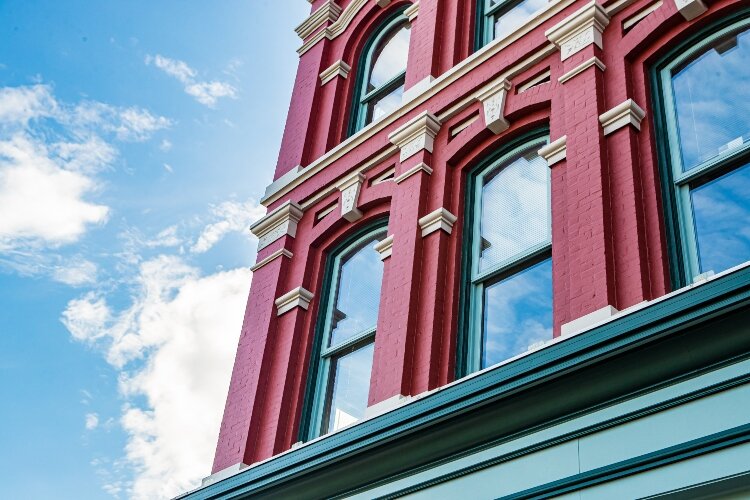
[{"x1": 186, "y1": 0, "x2": 750, "y2": 497}]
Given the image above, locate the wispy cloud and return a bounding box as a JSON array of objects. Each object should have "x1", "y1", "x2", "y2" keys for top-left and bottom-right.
[
  {"x1": 85, "y1": 413, "x2": 100, "y2": 430},
  {"x1": 191, "y1": 199, "x2": 265, "y2": 254},
  {"x1": 52, "y1": 258, "x2": 98, "y2": 286},
  {"x1": 145, "y1": 54, "x2": 238, "y2": 108}
]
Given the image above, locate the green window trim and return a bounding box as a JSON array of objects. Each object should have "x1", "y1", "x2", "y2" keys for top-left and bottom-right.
[
  {"x1": 347, "y1": 8, "x2": 410, "y2": 137},
  {"x1": 651, "y1": 9, "x2": 750, "y2": 289},
  {"x1": 299, "y1": 219, "x2": 389, "y2": 442},
  {"x1": 475, "y1": 0, "x2": 544, "y2": 50},
  {"x1": 457, "y1": 129, "x2": 551, "y2": 377}
]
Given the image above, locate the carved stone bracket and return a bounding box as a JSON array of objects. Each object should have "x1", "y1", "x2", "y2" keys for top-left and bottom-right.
[
  {"x1": 545, "y1": 1, "x2": 610, "y2": 60},
  {"x1": 475, "y1": 79, "x2": 512, "y2": 134},
  {"x1": 275, "y1": 287, "x2": 314, "y2": 316},
  {"x1": 388, "y1": 111, "x2": 442, "y2": 162},
  {"x1": 538, "y1": 136, "x2": 568, "y2": 167},
  {"x1": 418, "y1": 208, "x2": 458, "y2": 237},
  {"x1": 673, "y1": 0, "x2": 707, "y2": 21},
  {"x1": 599, "y1": 99, "x2": 646, "y2": 135},
  {"x1": 373, "y1": 235, "x2": 394, "y2": 260},
  {"x1": 336, "y1": 172, "x2": 366, "y2": 222},
  {"x1": 250, "y1": 201, "x2": 304, "y2": 251}
]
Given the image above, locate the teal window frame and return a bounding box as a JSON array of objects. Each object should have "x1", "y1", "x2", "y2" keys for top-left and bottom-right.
[
  {"x1": 299, "y1": 220, "x2": 388, "y2": 441},
  {"x1": 475, "y1": 0, "x2": 532, "y2": 49},
  {"x1": 651, "y1": 10, "x2": 750, "y2": 288},
  {"x1": 457, "y1": 130, "x2": 551, "y2": 376},
  {"x1": 347, "y1": 8, "x2": 410, "y2": 136}
]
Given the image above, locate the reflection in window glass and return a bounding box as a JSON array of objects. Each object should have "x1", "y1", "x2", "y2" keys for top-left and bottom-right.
[
  {"x1": 482, "y1": 259, "x2": 552, "y2": 369},
  {"x1": 368, "y1": 25, "x2": 410, "y2": 90},
  {"x1": 691, "y1": 162, "x2": 750, "y2": 275},
  {"x1": 328, "y1": 234, "x2": 385, "y2": 347},
  {"x1": 492, "y1": 0, "x2": 549, "y2": 40},
  {"x1": 369, "y1": 84, "x2": 404, "y2": 123},
  {"x1": 672, "y1": 28, "x2": 750, "y2": 171},
  {"x1": 479, "y1": 146, "x2": 550, "y2": 273},
  {"x1": 323, "y1": 342, "x2": 375, "y2": 434}
]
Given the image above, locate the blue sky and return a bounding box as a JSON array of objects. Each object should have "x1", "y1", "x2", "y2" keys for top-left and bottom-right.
[{"x1": 0, "y1": 1, "x2": 309, "y2": 498}]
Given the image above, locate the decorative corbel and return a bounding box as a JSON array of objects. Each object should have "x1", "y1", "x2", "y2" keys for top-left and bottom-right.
[
  {"x1": 373, "y1": 235, "x2": 394, "y2": 260},
  {"x1": 275, "y1": 287, "x2": 314, "y2": 316},
  {"x1": 388, "y1": 111, "x2": 442, "y2": 162},
  {"x1": 475, "y1": 79, "x2": 512, "y2": 134},
  {"x1": 545, "y1": 1, "x2": 610, "y2": 60},
  {"x1": 418, "y1": 208, "x2": 457, "y2": 237},
  {"x1": 599, "y1": 99, "x2": 646, "y2": 135},
  {"x1": 336, "y1": 172, "x2": 366, "y2": 222},
  {"x1": 538, "y1": 136, "x2": 567, "y2": 167},
  {"x1": 320, "y1": 60, "x2": 351, "y2": 85},
  {"x1": 250, "y1": 201, "x2": 304, "y2": 251}
]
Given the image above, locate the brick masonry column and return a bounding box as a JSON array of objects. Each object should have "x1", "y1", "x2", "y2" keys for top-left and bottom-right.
[
  {"x1": 368, "y1": 112, "x2": 442, "y2": 410},
  {"x1": 403, "y1": 0, "x2": 441, "y2": 98},
  {"x1": 212, "y1": 203, "x2": 309, "y2": 472},
  {"x1": 545, "y1": 1, "x2": 618, "y2": 335}
]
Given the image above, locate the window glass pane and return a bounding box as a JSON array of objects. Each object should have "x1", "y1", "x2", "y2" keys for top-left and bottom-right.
[
  {"x1": 493, "y1": 0, "x2": 548, "y2": 40},
  {"x1": 369, "y1": 24, "x2": 410, "y2": 91},
  {"x1": 329, "y1": 233, "x2": 385, "y2": 347},
  {"x1": 324, "y1": 342, "x2": 375, "y2": 434},
  {"x1": 482, "y1": 258, "x2": 552, "y2": 369},
  {"x1": 691, "y1": 161, "x2": 750, "y2": 274},
  {"x1": 672, "y1": 28, "x2": 750, "y2": 171},
  {"x1": 367, "y1": 84, "x2": 404, "y2": 123},
  {"x1": 479, "y1": 146, "x2": 550, "y2": 273}
]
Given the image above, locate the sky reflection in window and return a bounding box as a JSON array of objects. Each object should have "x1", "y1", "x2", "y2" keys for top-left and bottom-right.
[
  {"x1": 368, "y1": 24, "x2": 410, "y2": 91},
  {"x1": 493, "y1": 0, "x2": 549, "y2": 40},
  {"x1": 325, "y1": 342, "x2": 375, "y2": 433}
]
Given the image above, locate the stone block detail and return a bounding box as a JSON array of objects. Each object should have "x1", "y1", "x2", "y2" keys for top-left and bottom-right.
[
  {"x1": 336, "y1": 172, "x2": 365, "y2": 222},
  {"x1": 250, "y1": 201, "x2": 304, "y2": 251},
  {"x1": 545, "y1": 1, "x2": 610, "y2": 60},
  {"x1": 418, "y1": 208, "x2": 458, "y2": 237},
  {"x1": 476, "y1": 79, "x2": 512, "y2": 134},
  {"x1": 275, "y1": 287, "x2": 314, "y2": 316},
  {"x1": 388, "y1": 111, "x2": 442, "y2": 162},
  {"x1": 599, "y1": 99, "x2": 646, "y2": 135}
]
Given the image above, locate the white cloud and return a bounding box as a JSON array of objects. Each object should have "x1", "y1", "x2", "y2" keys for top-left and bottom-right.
[
  {"x1": 52, "y1": 258, "x2": 98, "y2": 286},
  {"x1": 191, "y1": 199, "x2": 265, "y2": 253},
  {"x1": 0, "y1": 84, "x2": 57, "y2": 124},
  {"x1": 159, "y1": 139, "x2": 172, "y2": 152},
  {"x1": 68, "y1": 101, "x2": 172, "y2": 142},
  {"x1": 146, "y1": 54, "x2": 238, "y2": 108},
  {"x1": 86, "y1": 413, "x2": 100, "y2": 430},
  {"x1": 62, "y1": 257, "x2": 252, "y2": 498}
]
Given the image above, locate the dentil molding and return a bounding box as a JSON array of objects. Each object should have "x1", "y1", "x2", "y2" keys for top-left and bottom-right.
[
  {"x1": 388, "y1": 111, "x2": 442, "y2": 162},
  {"x1": 475, "y1": 78, "x2": 512, "y2": 134},
  {"x1": 545, "y1": 1, "x2": 610, "y2": 60},
  {"x1": 250, "y1": 200, "x2": 304, "y2": 251}
]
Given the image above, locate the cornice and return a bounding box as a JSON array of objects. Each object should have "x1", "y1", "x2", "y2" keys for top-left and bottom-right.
[
  {"x1": 295, "y1": 1, "x2": 343, "y2": 41},
  {"x1": 250, "y1": 248, "x2": 293, "y2": 273},
  {"x1": 599, "y1": 99, "x2": 646, "y2": 135},
  {"x1": 558, "y1": 56, "x2": 605, "y2": 83},
  {"x1": 319, "y1": 60, "x2": 351, "y2": 85},
  {"x1": 394, "y1": 162, "x2": 432, "y2": 184},
  {"x1": 418, "y1": 208, "x2": 457, "y2": 237},
  {"x1": 298, "y1": 0, "x2": 371, "y2": 55},
  {"x1": 275, "y1": 287, "x2": 314, "y2": 316},
  {"x1": 538, "y1": 136, "x2": 567, "y2": 166},
  {"x1": 388, "y1": 111, "x2": 442, "y2": 162},
  {"x1": 545, "y1": 1, "x2": 610, "y2": 60},
  {"x1": 373, "y1": 235, "x2": 394, "y2": 260},
  {"x1": 250, "y1": 201, "x2": 304, "y2": 251}
]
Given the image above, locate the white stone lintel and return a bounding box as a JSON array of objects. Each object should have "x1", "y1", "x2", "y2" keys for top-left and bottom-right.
[
  {"x1": 394, "y1": 162, "x2": 433, "y2": 184},
  {"x1": 336, "y1": 172, "x2": 366, "y2": 222},
  {"x1": 201, "y1": 463, "x2": 250, "y2": 488},
  {"x1": 275, "y1": 287, "x2": 314, "y2": 316},
  {"x1": 558, "y1": 56, "x2": 606, "y2": 84},
  {"x1": 295, "y1": 0, "x2": 342, "y2": 40},
  {"x1": 475, "y1": 78, "x2": 512, "y2": 134},
  {"x1": 320, "y1": 60, "x2": 351, "y2": 85},
  {"x1": 561, "y1": 305, "x2": 619, "y2": 337},
  {"x1": 599, "y1": 99, "x2": 646, "y2": 135},
  {"x1": 249, "y1": 200, "x2": 304, "y2": 251},
  {"x1": 404, "y1": 2, "x2": 420, "y2": 21},
  {"x1": 674, "y1": 0, "x2": 707, "y2": 21},
  {"x1": 250, "y1": 248, "x2": 293, "y2": 272},
  {"x1": 388, "y1": 111, "x2": 442, "y2": 162},
  {"x1": 538, "y1": 136, "x2": 568, "y2": 167},
  {"x1": 545, "y1": 1, "x2": 610, "y2": 60},
  {"x1": 373, "y1": 234, "x2": 395, "y2": 260},
  {"x1": 418, "y1": 207, "x2": 458, "y2": 237},
  {"x1": 364, "y1": 394, "x2": 410, "y2": 419}
]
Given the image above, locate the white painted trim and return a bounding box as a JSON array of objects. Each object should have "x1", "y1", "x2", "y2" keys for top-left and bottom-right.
[
  {"x1": 250, "y1": 248, "x2": 293, "y2": 272},
  {"x1": 388, "y1": 111, "x2": 442, "y2": 162},
  {"x1": 201, "y1": 463, "x2": 249, "y2": 487},
  {"x1": 364, "y1": 394, "x2": 411, "y2": 418},
  {"x1": 319, "y1": 60, "x2": 351, "y2": 85},
  {"x1": 250, "y1": 201, "x2": 304, "y2": 251},
  {"x1": 673, "y1": 0, "x2": 706, "y2": 21},
  {"x1": 298, "y1": 0, "x2": 369, "y2": 55},
  {"x1": 393, "y1": 162, "x2": 433, "y2": 184},
  {"x1": 418, "y1": 208, "x2": 458, "y2": 237},
  {"x1": 262, "y1": 165, "x2": 302, "y2": 201},
  {"x1": 599, "y1": 99, "x2": 646, "y2": 135},
  {"x1": 560, "y1": 305, "x2": 619, "y2": 337},
  {"x1": 558, "y1": 56, "x2": 606, "y2": 83},
  {"x1": 336, "y1": 172, "x2": 365, "y2": 222},
  {"x1": 373, "y1": 234, "x2": 394, "y2": 260},
  {"x1": 402, "y1": 75, "x2": 434, "y2": 103},
  {"x1": 295, "y1": 0, "x2": 342, "y2": 40},
  {"x1": 622, "y1": 0, "x2": 663, "y2": 31},
  {"x1": 538, "y1": 136, "x2": 567, "y2": 166},
  {"x1": 517, "y1": 69, "x2": 551, "y2": 93},
  {"x1": 275, "y1": 287, "x2": 315, "y2": 316},
  {"x1": 545, "y1": 1, "x2": 610, "y2": 60},
  {"x1": 404, "y1": 2, "x2": 419, "y2": 21},
  {"x1": 475, "y1": 78, "x2": 512, "y2": 134}
]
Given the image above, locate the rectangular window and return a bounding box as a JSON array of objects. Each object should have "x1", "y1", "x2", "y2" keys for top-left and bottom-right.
[{"x1": 477, "y1": 0, "x2": 549, "y2": 48}]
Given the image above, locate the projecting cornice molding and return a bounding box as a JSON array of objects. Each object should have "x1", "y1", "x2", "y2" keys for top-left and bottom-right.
[
  {"x1": 404, "y1": 2, "x2": 420, "y2": 21},
  {"x1": 673, "y1": 0, "x2": 707, "y2": 20},
  {"x1": 418, "y1": 208, "x2": 457, "y2": 237},
  {"x1": 320, "y1": 60, "x2": 351, "y2": 85},
  {"x1": 599, "y1": 99, "x2": 646, "y2": 135},
  {"x1": 394, "y1": 162, "x2": 433, "y2": 184},
  {"x1": 558, "y1": 56, "x2": 606, "y2": 84},
  {"x1": 250, "y1": 248, "x2": 293, "y2": 272},
  {"x1": 336, "y1": 172, "x2": 365, "y2": 222},
  {"x1": 373, "y1": 235, "x2": 394, "y2": 260},
  {"x1": 538, "y1": 136, "x2": 567, "y2": 166},
  {"x1": 275, "y1": 287, "x2": 314, "y2": 316},
  {"x1": 388, "y1": 111, "x2": 442, "y2": 162},
  {"x1": 296, "y1": 1, "x2": 342, "y2": 41},
  {"x1": 298, "y1": 0, "x2": 371, "y2": 55},
  {"x1": 250, "y1": 200, "x2": 304, "y2": 251},
  {"x1": 475, "y1": 78, "x2": 512, "y2": 134},
  {"x1": 545, "y1": 1, "x2": 610, "y2": 60}
]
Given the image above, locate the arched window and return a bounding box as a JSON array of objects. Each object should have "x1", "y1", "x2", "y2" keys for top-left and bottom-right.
[
  {"x1": 348, "y1": 13, "x2": 411, "y2": 135},
  {"x1": 476, "y1": 0, "x2": 549, "y2": 48},
  {"x1": 304, "y1": 224, "x2": 387, "y2": 438},
  {"x1": 462, "y1": 132, "x2": 552, "y2": 374},
  {"x1": 655, "y1": 15, "x2": 750, "y2": 286}
]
